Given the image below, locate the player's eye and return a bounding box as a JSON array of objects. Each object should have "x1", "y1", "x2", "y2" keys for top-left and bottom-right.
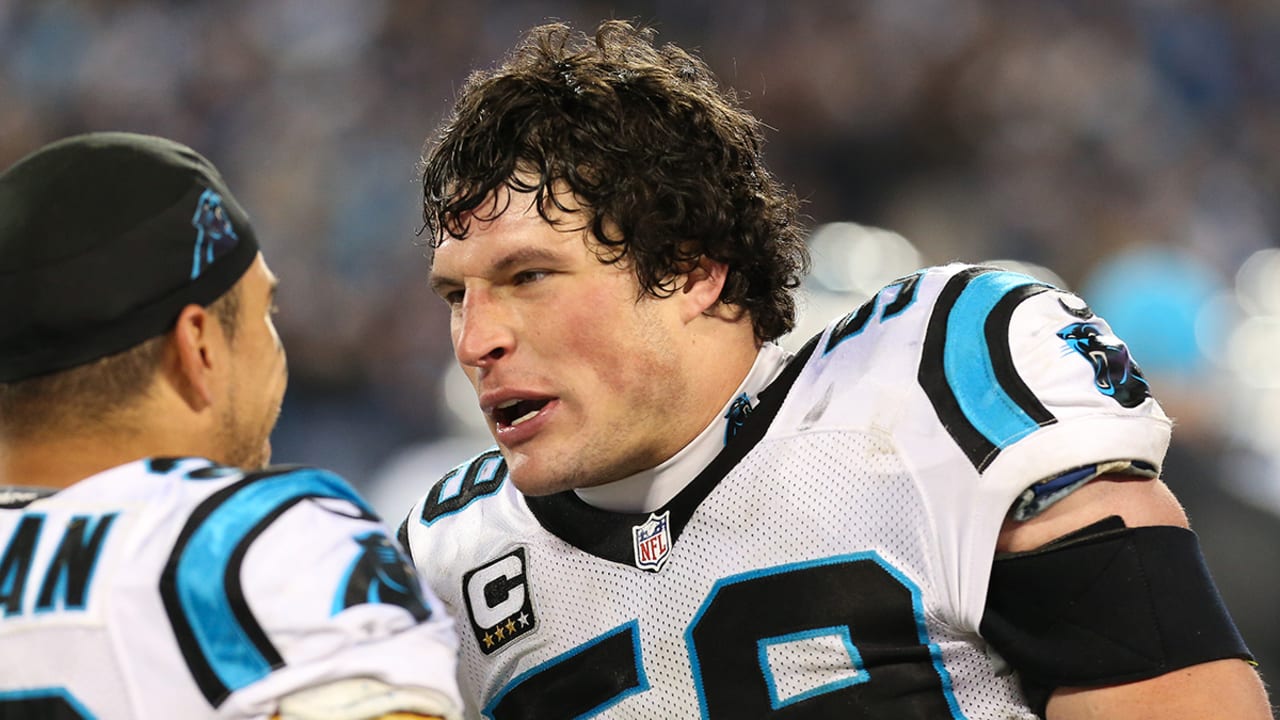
[
  {"x1": 513, "y1": 270, "x2": 548, "y2": 285},
  {"x1": 443, "y1": 290, "x2": 465, "y2": 306}
]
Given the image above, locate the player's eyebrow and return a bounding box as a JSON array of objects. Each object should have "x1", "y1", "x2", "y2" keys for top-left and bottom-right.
[
  {"x1": 429, "y1": 246, "x2": 564, "y2": 298},
  {"x1": 489, "y1": 246, "x2": 563, "y2": 275},
  {"x1": 428, "y1": 270, "x2": 460, "y2": 299}
]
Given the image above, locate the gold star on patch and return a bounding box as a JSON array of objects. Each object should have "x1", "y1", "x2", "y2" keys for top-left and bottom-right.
[
  {"x1": 505, "y1": 618, "x2": 518, "y2": 634},
  {"x1": 483, "y1": 633, "x2": 494, "y2": 648}
]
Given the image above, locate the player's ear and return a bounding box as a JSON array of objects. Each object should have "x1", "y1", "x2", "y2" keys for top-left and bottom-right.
[
  {"x1": 166, "y1": 304, "x2": 221, "y2": 410},
  {"x1": 678, "y1": 256, "x2": 730, "y2": 323}
]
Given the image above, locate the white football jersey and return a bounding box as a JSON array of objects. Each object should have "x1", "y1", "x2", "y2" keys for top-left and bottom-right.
[
  {"x1": 400, "y1": 263, "x2": 1171, "y2": 719},
  {"x1": 0, "y1": 457, "x2": 462, "y2": 719}
]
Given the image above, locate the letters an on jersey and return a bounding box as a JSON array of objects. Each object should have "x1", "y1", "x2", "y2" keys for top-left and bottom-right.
[
  {"x1": 403, "y1": 263, "x2": 1171, "y2": 719},
  {"x1": 0, "y1": 512, "x2": 117, "y2": 617},
  {"x1": 0, "y1": 458, "x2": 461, "y2": 719}
]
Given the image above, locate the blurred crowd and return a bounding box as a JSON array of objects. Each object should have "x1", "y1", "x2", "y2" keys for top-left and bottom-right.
[{"x1": 3, "y1": 0, "x2": 1278, "y2": 672}]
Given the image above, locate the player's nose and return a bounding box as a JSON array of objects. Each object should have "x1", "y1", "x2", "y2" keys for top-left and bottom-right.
[{"x1": 453, "y1": 290, "x2": 514, "y2": 367}]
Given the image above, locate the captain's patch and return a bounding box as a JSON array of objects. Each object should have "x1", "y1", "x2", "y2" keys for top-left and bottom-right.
[{"x1": 462, "y1": 548, "x2": 536, "y2": 655}]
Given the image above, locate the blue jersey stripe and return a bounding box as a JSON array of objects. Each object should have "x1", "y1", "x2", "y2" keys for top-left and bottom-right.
[
  {"x1": 921, "y1": 267, "x2": 1056, "y2": 470},
  {"x1": 943, "y1": 271, "x2": 1043, "y2": 451}
]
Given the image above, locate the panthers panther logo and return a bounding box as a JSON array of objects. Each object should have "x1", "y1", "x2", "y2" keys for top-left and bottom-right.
[
  {"x1": 333, "y1": 532, "x2": 432, "y2": 621},
  {"x1": 723, "y1": 393, "x2": 754, "y2": 444},
  {"x1": 1057, "y1": 322, "x2": 1151, "y2": 408},
  {"x1": 190, "y1": 189, "x2": 239, "y2": 279}
]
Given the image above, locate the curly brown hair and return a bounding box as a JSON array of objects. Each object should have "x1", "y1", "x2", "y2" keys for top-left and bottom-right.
[{"x1": 420, "y1": 20, "x2": 809, "y2": 342}]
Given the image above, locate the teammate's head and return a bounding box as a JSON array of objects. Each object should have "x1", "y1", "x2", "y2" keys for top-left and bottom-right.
[
  {"x1": 0, "y1": 132, "x2": 286, "y2": 469},
  {"x1": 421, "y1": 20, "x2": 809, "y2": 343}
]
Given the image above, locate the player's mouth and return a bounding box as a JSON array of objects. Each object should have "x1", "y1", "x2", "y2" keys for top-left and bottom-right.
[
  {"x1": 483, "y1": 393, "x2": 559, "y2": 446},
  {"x1": 493, "y1": 397, "x2": 552, "y2": 428}
]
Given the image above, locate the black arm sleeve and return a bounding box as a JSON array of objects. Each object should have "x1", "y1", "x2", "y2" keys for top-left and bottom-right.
[{"x1": 981, "y1": 516, "x2": 1253, "y2": 714}]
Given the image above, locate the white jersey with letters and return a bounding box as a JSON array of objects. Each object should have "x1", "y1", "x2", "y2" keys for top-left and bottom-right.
[
  {"x1": 0, "y1": 457, "x2": 462, "y2": 719},
  {"x1": 401, "y1": 263, "x2": 1171, "y2": 719}
]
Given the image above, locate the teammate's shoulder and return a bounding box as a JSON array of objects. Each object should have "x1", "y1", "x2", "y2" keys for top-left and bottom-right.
[
  {"x1": 160, "y1": 461, "x2": 382, "y2": 602},
  {"x1": 146, "y1": 457, "x2": 374, "y2": 517},
  {"x1": 145, "y1": 456, "x2": 337, "y2": 487},
  {"x1": 215, "y1": 463, "x2": 373, "y2": 513}
]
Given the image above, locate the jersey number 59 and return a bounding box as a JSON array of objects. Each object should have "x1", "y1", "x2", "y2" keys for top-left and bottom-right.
[{"x1": 483, "y1": 553, "x2": 963, "y2": 719}]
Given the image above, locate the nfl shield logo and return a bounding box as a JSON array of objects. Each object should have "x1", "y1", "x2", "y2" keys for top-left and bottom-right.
[{"x1": 632, "y1": 511, "x2": 671, "y2": 572}]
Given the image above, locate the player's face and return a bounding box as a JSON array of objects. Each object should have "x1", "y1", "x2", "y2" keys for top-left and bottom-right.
[
  {"x1": 430, "y1": 188, "x2": 693, "y2": 495},
  {"x1": 220, "y1": 254, "x2": 287, "y2": 469}
]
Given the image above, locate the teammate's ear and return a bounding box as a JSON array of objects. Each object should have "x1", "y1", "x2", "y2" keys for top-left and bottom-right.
[
  {"x1": 679, "y1": 257, "x2": 729, "y2": 323},
  {"x1": 167, "y1": 304, "x2": 218, "y2": 411}
]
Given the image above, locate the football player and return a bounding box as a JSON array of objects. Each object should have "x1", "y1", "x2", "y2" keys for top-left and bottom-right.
[
  {"x1": 402, "y1": 20, "x2": 1271, "y2": 720},
  {"x1": 0, "y1": 133, "x2": 462, "y2": 720}
]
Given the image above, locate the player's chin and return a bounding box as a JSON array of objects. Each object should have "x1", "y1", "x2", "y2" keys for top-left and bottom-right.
[
  {"x1": 505, "y1": 457, "x2": 577, "y2": 497},
  {"x1": 506, "y1": 472, "x2": 561, "y2": 497}
]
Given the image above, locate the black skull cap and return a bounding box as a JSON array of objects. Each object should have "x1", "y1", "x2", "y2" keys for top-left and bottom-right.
[{"x1": 0, "y1": 132, "x2": 259, "y2": 382}]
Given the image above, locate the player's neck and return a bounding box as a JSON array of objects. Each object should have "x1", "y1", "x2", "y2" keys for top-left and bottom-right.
[
  {"x1": 575, "y1": 341, "x2": 792, "y2": 513},
  {"x1": 660, "y1": 313, "x2": 762, "y2": 465},
  {"x1": 0, "y1": 418, "x2": 213, "y2": 490},
  {"x1": 0, "y1": 435, "x2": 141, "y2": 490}
]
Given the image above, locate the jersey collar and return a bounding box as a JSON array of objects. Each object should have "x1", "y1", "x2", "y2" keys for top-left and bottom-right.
[
  {"x1": 573, "y1": 342, "x2": 793, "y2": 514},
  {"x1": 0, "y1": 486, "x2": 58, "y2": 509}
]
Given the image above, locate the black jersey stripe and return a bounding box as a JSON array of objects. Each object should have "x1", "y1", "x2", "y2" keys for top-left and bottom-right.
[{"x1": 986, "y1": 283, "x2": 1056, "y2": 428}]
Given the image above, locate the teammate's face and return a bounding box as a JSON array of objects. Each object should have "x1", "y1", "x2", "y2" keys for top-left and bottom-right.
[
  {"x1": 430, "y1": 188, "x2": 692, "y2": 495},
  {"x1": 219, "y1": 254, "x2": 287, "y2": 469}
]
